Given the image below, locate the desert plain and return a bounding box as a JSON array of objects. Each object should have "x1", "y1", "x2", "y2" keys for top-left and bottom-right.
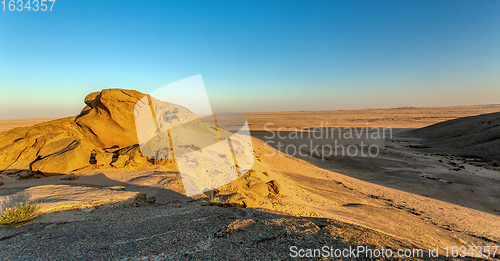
[{"x1": 0, "y1": 90, "x2": 499, "y2": 260}]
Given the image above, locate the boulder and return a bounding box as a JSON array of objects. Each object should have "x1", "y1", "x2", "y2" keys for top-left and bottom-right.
[
  {"x1": 32, "y1": 170, "x2": 45, "y2": 179},
  {"x1": 38, "y1": 137, "x2": 78, "y2": 158},
  {"x1": 75, "y1": 89, "x2": 146, "y2": 148},
  {"x1": 31, "y1": 140, "x2": 94, "y2": 175},
  {"x1": 249, "y1": 182, "x2": 270, "y2": 196},
  {"x1": 0, "y1": 118, "x2": 84, "y2": 172},
  {"x1": 17, "y1": 170, "x2": 33, "y2": 180},
  {"x1": 95, "y1": 151, "x2": 113, "y2": 166},
  {"x1": 112, "y1": 154, "x2": 130, "y2": 168},
  {"x1": 129, "y1": 147, "x2": 150, "y2": 166},
  {"x1": 0, "y1": 136, "x2": 46, "y2": 172},
  {"x1": 130, "y1": 193, "x2": 156, "y2": 207},
  {"x1": 246, "y1": 176, "x2": 270, "y2": 196},
  {"x1": 0, "y1": 141, "x2": 32, "y2": 171},
  {"x1": 267, "y1": 180, "x2": 281, "y2": 195}
]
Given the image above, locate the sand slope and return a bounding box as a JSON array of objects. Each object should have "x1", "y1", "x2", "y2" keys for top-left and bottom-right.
[{"x1": 410, "y1": 111, "x2": 500, "y2": 164}]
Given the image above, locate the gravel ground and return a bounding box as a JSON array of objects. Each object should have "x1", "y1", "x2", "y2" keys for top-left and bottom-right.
[{"x1": 0, "y1": 202, "x2": 440, "y2": 261}]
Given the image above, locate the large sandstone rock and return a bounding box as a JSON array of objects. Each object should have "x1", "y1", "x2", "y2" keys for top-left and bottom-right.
[
  {"x1": 31, "y1": 140, "x2": 95, "y2": 175},
  {"x1": 0, "y1": 88, "x2": 233, "y2": 179},
  {"x1": 0, "y1": 118, "x2": 82, "y2": 171},
  {"x1": 0, "y1": 140, "x2": 30, "y2": 171},
  {"x1": 0, "y1": 117, "x2": 81, "y2": 149},
  {"x1": 2, "y1": 137, "x2": 44, "y2": 174},
  {"x1": 75, "y1": 89, "x2": 146, "y2": 148},
  {"x1": 0, "y1": 89, "x2": 156, "y2": 175}
]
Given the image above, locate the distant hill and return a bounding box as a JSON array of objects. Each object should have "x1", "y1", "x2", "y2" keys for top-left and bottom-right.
[{"x1": 410, "y1": 111, "x2": 500, "y2": 164}]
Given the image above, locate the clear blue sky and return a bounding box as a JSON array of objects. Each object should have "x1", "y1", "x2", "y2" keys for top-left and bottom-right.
[{"x1": 1, "y1": 0, "x2": 499, "y2": 118}]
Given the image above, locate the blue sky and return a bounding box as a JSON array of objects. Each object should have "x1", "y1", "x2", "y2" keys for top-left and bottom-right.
[{"x1": 0, "y1": 0, "x2": 499, "y2": 118}]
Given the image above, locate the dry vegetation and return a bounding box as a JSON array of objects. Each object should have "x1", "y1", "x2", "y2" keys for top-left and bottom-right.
[{"x1": 0, "y1": 201, "x2": 41, "y2": 225}]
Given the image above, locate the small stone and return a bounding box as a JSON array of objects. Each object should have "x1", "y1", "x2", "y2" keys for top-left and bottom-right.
[
  {"x1": 203, "y1": 189, "x2": 220, "y2": 198},
  {"x1": 250, "y1": 182, "x2": 270, "y2": 196},
  {"x1": 267, "y1": 180, "x2": 281, "y2": 195},
  {"x1": 60, "y1": 173, "x2": 79, "y2": 180},
  {"x1": 0, "y1": 181, "x2": 4, "y2": 186},
  {"x1": 32, "y1": 170, "x2": 45, "y2": 179},
  {"x1": 131, "y1": 150, "x2": 148, "y2": 165},
  {"x1": 106, "y1": 186, "x2": 127, "y2": 191},
  {"x1": 17, "y1": 170, "x2": 33, "y2": 180},
  {"x1": 131, "y1": 193, "x2": 148, "y2": 207},
  {"x1": 221, "y1": 202, "x2": 246, "y2": 208},
  {"x1": 81, "y1": 207, "x2": 95, "y2": 213}
]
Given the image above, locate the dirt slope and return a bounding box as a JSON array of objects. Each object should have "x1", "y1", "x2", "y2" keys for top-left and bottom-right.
[{"x1": 410, "y1": 111, "x2": 500, "y2": 164}]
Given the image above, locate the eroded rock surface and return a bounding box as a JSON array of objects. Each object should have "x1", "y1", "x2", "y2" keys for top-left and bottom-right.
[{"x1": 0, "y1": 89, "x2": 184, "y2": 176}]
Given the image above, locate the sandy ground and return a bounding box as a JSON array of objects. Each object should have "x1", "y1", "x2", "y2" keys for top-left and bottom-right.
[
  {"x1": 1, "y1": 106, "x2": 500, "y2": 259},
  {"x1": 0, "y1": 118, "x2": 57, "y2": 133},
  {"x1": 244, "y1": 104, "x2": 500, "y2": 130},
  {"x1": 251, "y1": 128, "x2": 500, "y2": 214}
]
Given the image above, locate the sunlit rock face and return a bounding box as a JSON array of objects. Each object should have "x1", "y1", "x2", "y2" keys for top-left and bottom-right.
[
  {"x1": 75, "y1": 89, "x2": 146, "y2": 148},
  {"x1": 0, "y1": 117, "x2": 92, "y2": 175},
  {"x1": 0, "y1": 89, "x2": 155, "y2": 175},
  {"x1": 0, "y1": 88, "x2": 254, "y2": 197}
]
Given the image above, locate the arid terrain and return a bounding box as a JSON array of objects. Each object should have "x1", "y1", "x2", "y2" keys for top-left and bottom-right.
[
  {"x1": 0, "y1": 93, "x2": 499, "y2": 260},
  {"x1": 244, "y1": 105, "x2": 500, "y2": 130}
]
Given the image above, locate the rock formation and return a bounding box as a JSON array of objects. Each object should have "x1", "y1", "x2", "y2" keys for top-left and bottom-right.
[
  {"x1": 0, "y1": 88, "x2": 255, "y2": 200},
  {"x1": 0, "y1": 89, "x2": 180, "y2": 176},
  {"x1": 76, "y1": 89, "x2": 145, "y2": 148}
]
